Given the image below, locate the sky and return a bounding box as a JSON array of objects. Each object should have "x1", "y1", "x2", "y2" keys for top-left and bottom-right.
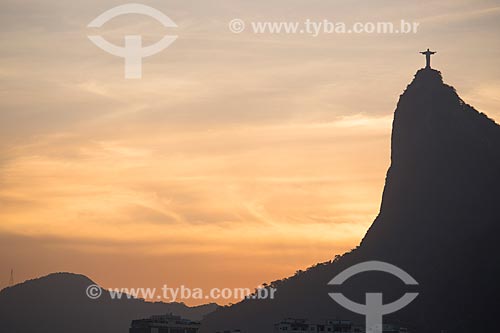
[{"x1": 1, "y1": 0, "x2": 500, "y2": 304}]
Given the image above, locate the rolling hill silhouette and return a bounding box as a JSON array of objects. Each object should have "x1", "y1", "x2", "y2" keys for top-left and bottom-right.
[
  {"x1": 201, "y1": 68, "x2": 500, "y2": 333},
  {"x1": 0, "y1": 272, "x2": 217, "y2": 333}
]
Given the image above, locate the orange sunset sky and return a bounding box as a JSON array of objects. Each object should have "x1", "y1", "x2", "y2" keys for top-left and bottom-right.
[{"x1": 1, "y1": 0, "x2": 500, "y2": 304}]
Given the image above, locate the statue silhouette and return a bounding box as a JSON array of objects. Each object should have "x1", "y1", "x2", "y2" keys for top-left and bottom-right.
[{"x1": 420, "y1": 48, "x2": 436, "y2": 69}]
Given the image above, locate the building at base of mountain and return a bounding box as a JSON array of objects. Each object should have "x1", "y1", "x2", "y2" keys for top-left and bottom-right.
[
  {"x1": 129, "y1": 313, "x2": 200, "y2": 333},
  {"x1": 273, "y1": 318, "x2": 409, "y2": 333}
]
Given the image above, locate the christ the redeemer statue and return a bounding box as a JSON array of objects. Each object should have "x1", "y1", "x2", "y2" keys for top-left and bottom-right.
[{"x1": 420, "y1": 48, "x2": 436, "y2": 69}]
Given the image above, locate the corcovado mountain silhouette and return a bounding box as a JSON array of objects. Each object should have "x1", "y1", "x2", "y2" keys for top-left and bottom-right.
[{"x1": 201, "y1": 68, "x2": 500, "y2": 333}]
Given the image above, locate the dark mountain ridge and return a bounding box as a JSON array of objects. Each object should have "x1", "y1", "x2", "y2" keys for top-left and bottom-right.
[
  {"x1": 201, "y1": 68, "x2": 500, "y2": 333},
  {"x1": 0, "y1": 272, "x2": 218, "y2": 333}
]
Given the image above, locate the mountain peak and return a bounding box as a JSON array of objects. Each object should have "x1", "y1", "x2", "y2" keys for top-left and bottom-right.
[
  {"x1": 414, "y1": 67, "x2": 443, "y2": 83},
  {"x1": 0, "y1": 271, "x2": 217, "y2": 333},
  {"x1": 361, "y1": 67, "x2": 500, "y2": 250},
  {"x1": 408, "y1": 68, "x2": 449, "y2": 97},
  {"x1": 201, "y1": 68, "x2": 500, "y2": 333},
  {"x1": 1, "y1": 272, "x2": 95, "y2": 295}
]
